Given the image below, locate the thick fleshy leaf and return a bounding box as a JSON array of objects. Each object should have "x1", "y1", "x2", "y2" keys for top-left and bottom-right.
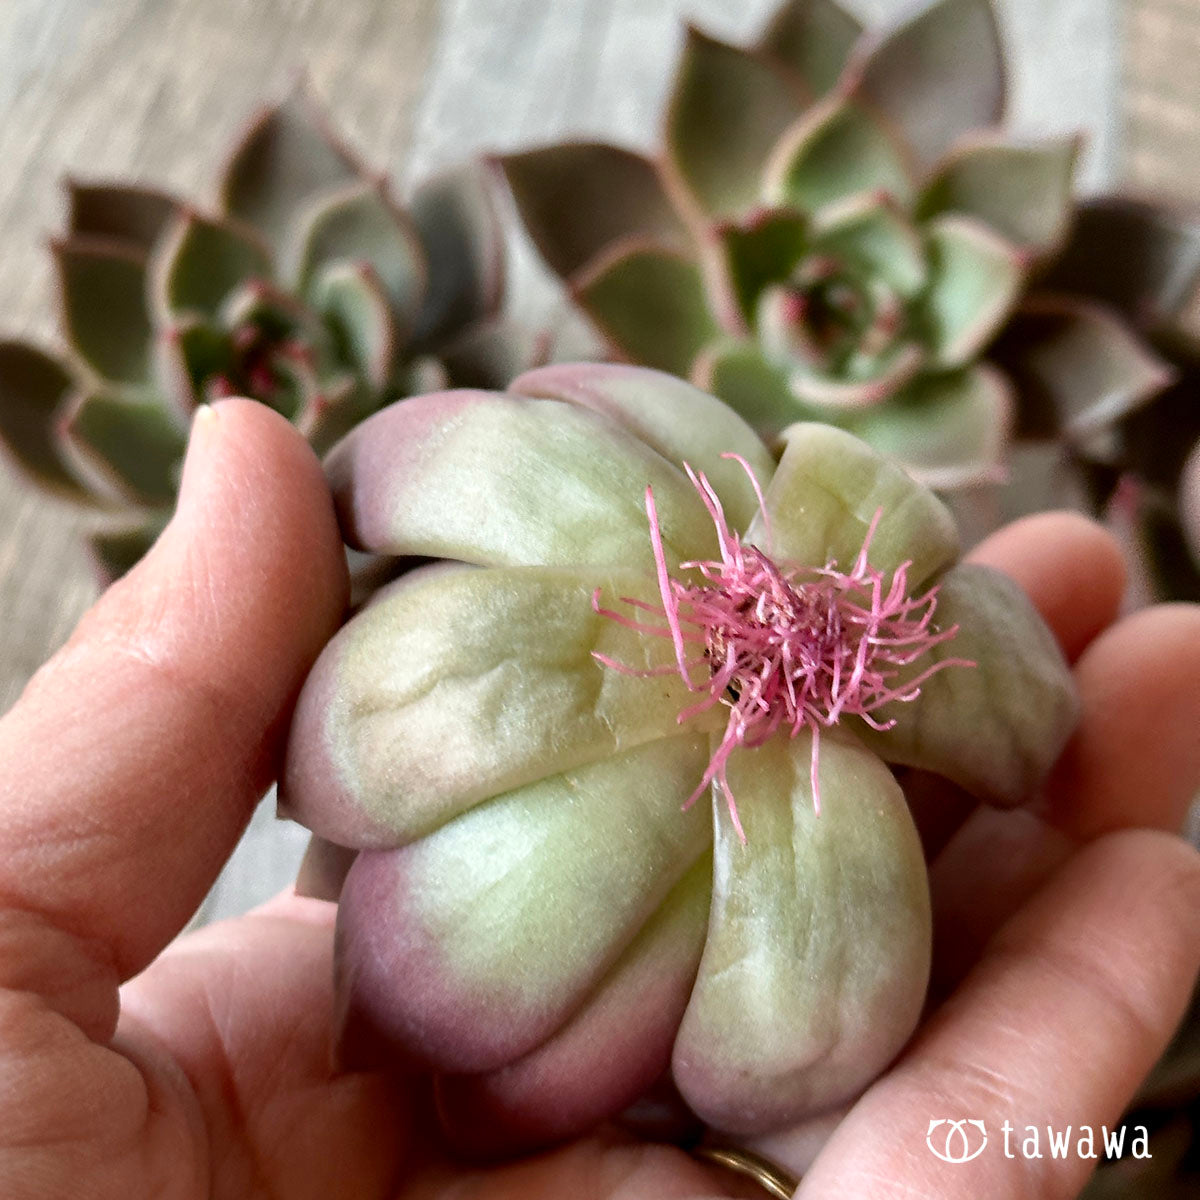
[
  {"x1": 673, "y1": 730, "x2": 929, "y2": 1134},
  {"x1": 748, "y1": 421, "x2": 960, "y2": 586},
  {"x1": 715, "y1": 208, "x2": 809, "y2": 327},
  {"x1": 846, "y1": 0, "x2": 1006, "y2": 171},
  {"x1": 280, "y1": 565, "x2": 724, "y2": 847},
  {"x1": 155, "y1": 212, "x2": 272, "y2": 320},
  {"x1": 990, "y1": 297, "x2": 1174, "y2": 442},
  {"x1": 294, "y1": 374, "x2": 371, "y2": 456},
  {"x1": 408, "y1": 162, "x2": 505, "y2": 349},
  {"x1": 918, "y1": 134, "x2": 1080, "y2": 254},
  {"x1": 764, "y1": 97, "x2": 915, "y2": 213},
  {"x1": 1041, "y1": 197, "x2": 1200, "y2": 326},
  {"x1": 664, "y1": 28, "x2": 804, "y2": 221},
  {"x1": 841, "y1": 364, "x2": 1013, "y2": 489},
  {"x1": 434, "y1": 858, "x2": 711, "y2": 1156},
  {"x1": 293, "y1": 183, "x2": 426, "y2": 334},
  {"x1": 858, "y1": 562, "x2": 1078, "y2": 806},
  {"x1": 500, "y1": 143, "x2": 689, "y2": 281},
  {"x1": 573, "y1": 240, "x2": 719, "y2": 375},
  {"x1": 54, "y1": 237, "x2": 153, "y2": 386},
  {"x1": 691, "y1": 339, "x2": 814, "y2": 439},
  {"x1": 220, "y1": 92, "x2": 363, "y2": 250},
  {"x1": 920, "y1": 215, "x2": 1026, "y2": 367},
  {"x1": 759, "y1": 0, "x2": 863, "y2": 95},
  {"x1": 307, "y1": 261, "x2": 397, "y2": 389},
  {"x1": 335, "y1": 735, "x2": 711, "y2": 1074},
  {"x1": 61, "y1": 390, "x2": 187, "y2": 507},
  {"x1": 66, "y1": 182, "x2": 180, "y2": 254},
  {"x1": 155, "y1": 320, "x2": 234, "y2": 416},
  {"x1": 808, "y1": 192, "x2": 927, "y2": 296},
  {"x1": 511, "y1": 361, "x2": 776, "y2": 532},
  {"x1": 434, "y1": 314, "x2": 538, "y2": 392},
  {"x1": 0, "y1": 341, "x2": 89, "y2": 500},
  {"x1": 787, "y1": 343, "x2": 925, "y2": 410},
  {"x1": 324, "y1": 390, "x2": 718, "y2": 568},
  {"x1": 88, "y1": 512, "x2": 169, "y2": 583}
]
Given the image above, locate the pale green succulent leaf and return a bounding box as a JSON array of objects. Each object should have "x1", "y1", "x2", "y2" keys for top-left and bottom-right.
[
  {"x1": 716, "y1": 208, "x2": 809, "y2": 326},
  {"x1": 846, "y1": 0, "x2": 1005, "y2": 171},
  {"x1": 66, "y1": 182, "x2": 181, "y2": 254},
  {"x1": 665, "y1": 27, "x2": 805, "y2": 221},
  {"x1": 673, "y1": 729, "x2": 930, "y2": 1134},
  {"x1": 308, "y1": 261, "x2": 397, "y2": 390},
  {"x1": 156, "y1": 212, "x2": 273, "y2": 321},
  {"x1": 281, "y1": 564, "x2": 725, "y2": 847},
  {"x1": 990, "y1": 296, "x2": 1176, "y2": 442},
  {"x1": 920, "y1": 214, "x2": 1026, "y2": 367},
  {"x1": 0, "y1": 341, "x2": 92, "y2": 502},
  {"x1": 573, "y1": 239, "x2": 719, "y2": 376},
  {"x1": 55, "y1": 236, "x2": 154, "y2": 386},
  {"x1": 511, "y1": 361, "x2": 776, "y2": 533},
  {"x1": 294, "y1": 182, "x2": 427, "y2": 337},
  {"x1": 808, "y1": 191, "x2": 927, "y2": 297},
  {"x1": 325, "y1": 390, "x2": 720, "y2": 568},
  {"x1": 500, "y1": 143, "x2": 689, "y2": 283},
  {"x1": 293, "y1": 373, "x2": 372, "y2": 456},
  {"x1": 858, "y1": 562, "x2": 1078, "y2": 806},
  {"x1": 759, "y1": 0, "x2": 863, "y2": 95},
  {"x1": 917, "y1": 133, "x2": 1081, "y2": 255},
  {"x1": 62, "y1": 389, "x2": 187, "y2": 507},
  {"x1": 750, "y1": 420, "x2": 960, "y2": 586},
  {"x1": 433, "y1": 313, "x2": 539, "y2": 392},
  {"x1": 787, "y1": 342, "x2": 924, "y2": 411},
  {"x1": 691, "y1": 338, "x2": 816, "y2": 442},
  {"x1": 220, "y1": 91, "x2": 363, "y2": 251},
  {"x1": 408, "y1": 161, "x2": 505, "y2": 350},
  {"x1": 841, "y1": 364, "x2": 1013, "y2": 490},
  {"x1": 764, "y1": 97, "x2": 915, "y2": 214},
  {"x1": 156, "y1": 319, "x2": 233, "y2": 414},
  {"x1": 88, "y1": 511, "x2": 170, "y2": 583}
]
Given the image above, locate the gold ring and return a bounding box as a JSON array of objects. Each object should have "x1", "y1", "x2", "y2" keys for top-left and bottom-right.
[{"x1": 692, "y1": 1144, "x2": 799, "y2": 1198}]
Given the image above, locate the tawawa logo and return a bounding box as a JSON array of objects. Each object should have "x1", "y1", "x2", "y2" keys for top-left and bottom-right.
[
  {"x1": 925, "y1": 1118, "x2": 1153, "y2": 1164},
  {"x1": 926, "y1": 1119, "x2": 988, "y2": 1163}
]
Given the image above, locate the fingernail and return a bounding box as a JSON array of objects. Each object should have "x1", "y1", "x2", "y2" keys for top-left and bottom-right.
[{"x1": 175, "y1": 402, "x2": 224, "y2": 516}]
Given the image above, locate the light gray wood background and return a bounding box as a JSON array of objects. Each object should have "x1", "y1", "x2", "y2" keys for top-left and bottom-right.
[{"x1": 0, "y1": 0, "x2": 1157, "y2": 923}]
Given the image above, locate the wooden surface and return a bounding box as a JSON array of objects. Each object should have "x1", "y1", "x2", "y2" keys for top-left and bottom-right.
[{"x1": 0, "y1": 0, "x2": 1145, "y2": 922}]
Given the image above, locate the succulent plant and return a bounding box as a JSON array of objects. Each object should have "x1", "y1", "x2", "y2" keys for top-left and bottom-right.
[
  {"x1": 0, "y1": 91, "x2": 514, "y2": 580},
  {"x1": 499, "y1": 0, "x2": 1172, "y2": 497},
  {"x1": 280, "y1": 362, "x2": 1077, "y2": 1154}
]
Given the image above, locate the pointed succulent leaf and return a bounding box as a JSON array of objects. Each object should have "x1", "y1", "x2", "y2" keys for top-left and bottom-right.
[
  {"x1": 573, "y1": 239, "x2": 719, "y2": 376},
  {"x1": 88, "y1": 512, "x2": 169, "y2": 584},
  {"x1": 759, "y1": 0, "x2": 863, "y2": 96},
  {"x1": 294, "y1": 374, "x2": 373, "y2": 456},
  {"x1": 54, "y1": 236, "x2": 153, "y2": 386},
  {"x1": 920, "y1": 215, "x2": 1026, "y2": 367},
  {"x1": 500, "y1": 143, "x2": 689, "y2": 282},
  {"x1": 917, "y1": 133, "x2": 1080, "y2": 255},
  {"x1": 408, "y1": 162, "x2": 505, "y2": 349},
  {"x1": 511, "y1": 361, "x2": 776, "y2": 532},
  {"x1": 845, "y1": 0, "x2": 1006, "y2": 171},
  {"x1": 750, "y1": 421, "x2": 960, "y2": 586},
  {"x1": 1041, "y1": 197, "x2": 1200, "y2": 326},
  {"x1": 673, "y1": 730, "x2": 929, "y2": 1134},
  {"x1": 156, "y1": 212, "x2": 272, "y2": 320},
  {"x1": 335, "y1": 734, "x2": 711, "y2": 1073},
  {"x1": 691, "y1": 338, "x2": 814, "y2": 439},
  {"x1": 841, "y1": 364, "x2": 1013, "y2": 489},
  {"x1": 989, "y1": 297, "x2": 1175, "y2": 441},
  {"x1": 280, "y1": 565, "x2": 724, "y2": 847},
  {"x1": 155, "y1": 320, "x2": 233, "y2": 415},
  {"x1": 858, "y1": 562, "x2": 1078, "y2": 806},
  {"x1": 716, "y1": 208, "x2": 809, "y2": 327},
  {"x1": 66, "y1": 182, "x2": 181, "y2": 254},
  {"x1": 665, "y1": 27, "x2": 805, "y2": 222},
  {"x1": 433, "y1": 314, "x2": 538, "y2": 392},
  {"x1": 764, "y1": 97, "x2": 915, "y2": 213},
  {"x1": 294, "y1": 183, "x2": 427, "y2": 335},
  {"x1": 808, "y1": 192, "x2": 927, "y2": 296},
  {"x1": 0, "y1": 341, "x2": 90, "y2": 501},
  {"x1": 308, "y1": 261, "x2": 397, "y2": 389},
  {"x1": 787, "y1": 343, "x2": 925, "y2": 410},
  {"x1": 221, "y1": 91, "x2": 363, "y2": 250},
  {"x1": 324, "y1": 390, "x2": 719, "y2": 569},
  {"x1": 62, "y1": 389, "x2": 187, "y2": 507}
]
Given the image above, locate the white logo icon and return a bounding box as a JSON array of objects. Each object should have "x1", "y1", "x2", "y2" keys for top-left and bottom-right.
[{"x1": 926, "y1": 1119, "x2": 988, "y2": 1163}]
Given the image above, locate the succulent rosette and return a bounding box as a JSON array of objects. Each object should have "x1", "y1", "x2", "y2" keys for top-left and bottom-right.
[
  {"x1": 0, "y1": 91, "x2": 512, "y2": 579},
  {"x1": 499, "y1": 0, "x2": 1172, "y2": 496},
  {"x1": 280, "y1": 362, "x2": 1077, "y2": 1153}
]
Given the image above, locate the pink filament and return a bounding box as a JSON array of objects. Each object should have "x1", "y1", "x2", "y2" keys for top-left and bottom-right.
[{"x1": 593, "y1": 459, "x2": 973, "y2": 841}]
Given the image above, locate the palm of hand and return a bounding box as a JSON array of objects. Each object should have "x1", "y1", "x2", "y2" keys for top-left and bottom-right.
[{"x1": 1, "y1": 401, "x2": 1196, "y2": 1200}]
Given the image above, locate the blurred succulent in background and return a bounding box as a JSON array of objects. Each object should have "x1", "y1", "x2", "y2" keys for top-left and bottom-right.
[
  {"x1": 500, "y1": 0, "x2": 1172, "y2": 496},
  {"x1": 0, "y1": 90, "x2": 515, "y2": 580}
]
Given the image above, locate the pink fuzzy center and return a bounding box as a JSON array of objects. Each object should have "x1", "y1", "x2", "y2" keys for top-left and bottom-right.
[{"x1": 593, "y1": 455, "x2": 972, "y2": 841}]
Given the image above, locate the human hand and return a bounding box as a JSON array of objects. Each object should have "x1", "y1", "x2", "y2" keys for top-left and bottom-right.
[{"x1": 0, "y1": 399, "x2": 1195, "y2": 1199}]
